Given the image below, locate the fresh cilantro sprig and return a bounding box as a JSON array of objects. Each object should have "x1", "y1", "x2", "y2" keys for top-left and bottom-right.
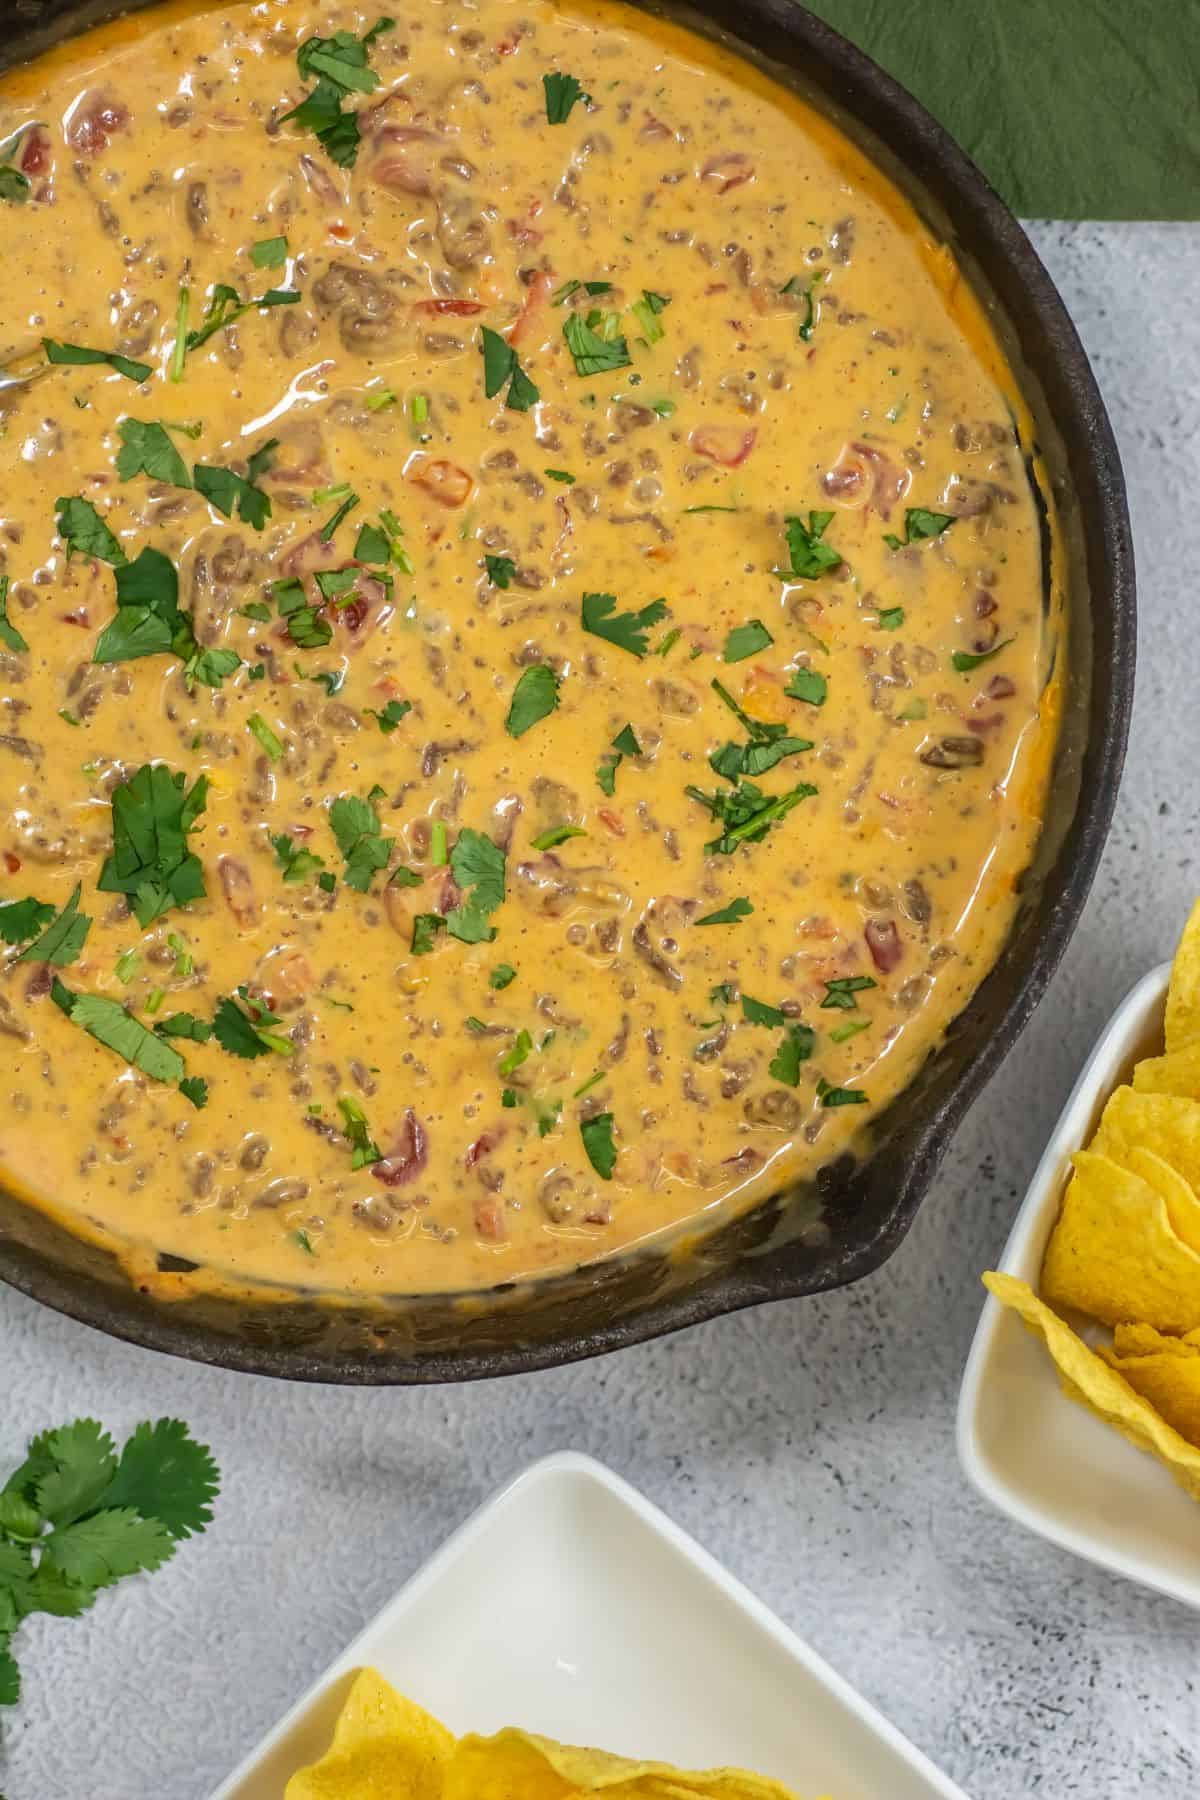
[
  {"x1": 543, "y1": 71, "x2": 589, "y2": 123},
  {"x1": 686, "y1": 777, "x2": 817, "y2": 856},
  {"x1": 708, "y1": 679, "x2": 813, "y2": 782},
  {"x1": 597, "y1": 722, "x2": 640, "y2": 796},
  {"x1": 447, "y1": 828, "x2": 506, "y2": 944},
  {"x1": 0, "y1": 895, "x2": 55, "y2": 948},
  {"x1": 338, "y1": 1095, "x2": 382, "y2": 1170},
  {"x1": 116, "y1": 420, "x2": 192, "y2": 489},
  {"x1": 10, "y1": 883, "x2": 90, "y2": 967},
  {"x1": 883, "y1": 507, "x2": 956, "y2": 551},
  {"x1": 282, "y1": 17, "x2": 394, "y2": 167},
  {"x1": 194, "y1": 439, "x2": 277, "y2": 531},
  {"x1": 563, "y1": 311, "x2": 631, "y2": 377},
  {"x1": 0, "y1": 1417, "x2": 218, "y2": 1714},
  {"x1": 50, "y1": 979, "x2": 204, "y2": 1103},
  {"x1": 330, "y1": 790, "x2": 392, "y2": 892},
  {"x1": 212, "y1": 988, "x2": 294, "y2": 1059},
  {"x1": 180, "y1": 282, "x2": 300, "y2": 364}
]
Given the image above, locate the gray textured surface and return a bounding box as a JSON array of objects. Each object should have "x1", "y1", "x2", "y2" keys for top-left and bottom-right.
[{"x1": 2, "y1": 220, "x2": 1199, "y2": 1800}]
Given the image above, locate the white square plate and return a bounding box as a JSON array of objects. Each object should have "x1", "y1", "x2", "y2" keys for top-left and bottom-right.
[
  {"x1": 958, "y1": 963, "x2": 1200, "y2": 1610},
  {"x1": 211, "y1": 1452, "x2": 966, "y2": 1799}
]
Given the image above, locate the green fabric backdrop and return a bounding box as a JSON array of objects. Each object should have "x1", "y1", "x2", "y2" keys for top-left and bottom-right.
[{"x1": 803, "y1": 0, "x2": 1199, "y2": 218}]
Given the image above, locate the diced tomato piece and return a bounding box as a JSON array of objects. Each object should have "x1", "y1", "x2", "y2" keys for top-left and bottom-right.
[
  {"x1": 507, "y1": 269, "x2": 555, "y2": 347},
  {"x1": 67, "y1": 94, "x2": 129, "y2": 156},
  {"x1": 412, "y1": 298, "x2": 485, "y2": 316},
  {"x1": 689, "y1": 424, "x2": 757, "y2": 467},
  {"x1": 407, "y1": 458, "x2": 473, "y2": 508}
]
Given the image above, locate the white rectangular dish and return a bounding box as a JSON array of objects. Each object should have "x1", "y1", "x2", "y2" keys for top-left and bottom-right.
[
  {"x1": 957, "y1": 962, "x2": 1200, "y2": 1610},
  {"x1": 211, "y1": 1451, "x2": 967, "y2": 1799}
]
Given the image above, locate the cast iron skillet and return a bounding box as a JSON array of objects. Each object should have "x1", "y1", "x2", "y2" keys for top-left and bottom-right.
[{"x1": 0, "y1": 0, "x2": 1134, "y2": 1381}]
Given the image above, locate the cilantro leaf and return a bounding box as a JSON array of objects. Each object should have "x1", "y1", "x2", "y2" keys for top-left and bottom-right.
[
  {"x1": 271, "y1": 832, "x2": 327, "y2": 884},
  {"x1": 563, "y1": 311, "x2": 631, "y2": 377},
  {"x1": 543, "y1": 71, "x2": 588, "y2": 123},
  {"x1": 186, "y1": 646, "x2": 242, "y2": 689},
  {"x1": 581, "y1": 591, "x2": 668, "y2": 657},
  {"x1": 0, "y1": 1650, "x2": 19, "y2": 1707},
  {"x1": 723, "y1": 619, "x2": 773, "y2": 662},
  {"x1": 13, "y1": 883, "x2": 90, "y2": 966},
  {"x1": 52, "y1": 986, "x2": 186, "y2": 1085},
  {"x1": 506, "y1": 663, "x2": 560, "y2": 737},
  {"x1": 94, "y1": 1418, "x2": 219, "y2": 1540},
  {"x1": 531, "y1": 824, "x2": 586, "y2": 850},
  {"x1": 43, "y1": 339, "x2": 151, "y2": 384},
  {"x1": 695, "y1": 896, "x2": 753, "y2": 926},
  {"x1": 952, "y1": 638, "x2": 1014, "y2": 673},
  {"x1": 250, "y1": 235, "x2": 288, "y2": 269},
  {"x1": 447, "y1": 828, "x2": 506, "y2": 944},
  {"x1": 878, "y1": 606, "x2": 905, "y2": 631},
  {"x1": 33, "y1": 1421, "x2": 117, "y2": 1527},
  {"x1": 194, "y1": 442, "x2": 276, "y2": 530},
  {"x1": 338, "y1": 1095, "x2": 382, "y2": 1170},
  {"x1": 365, "y1": 698, "x2": 411, "y2": 734},
  {"x1": 777, "y1": 510, "x2": 841, "y2": 581},
  {"x1": 484, "y1": 553, "x2": 516, "y2": 589},
  {"x1": 686, "y1": 777, "x2": 817, "y2": 855},
  {"x1": 0, "y1": 895, "x2": 55, "y2": 947},
  {"x1": 480, "y1": 325, "x2": 540, "y2": 412},
  {"x1": 411, "y1": 912, "x2": 445, "y2": 955},
  {"x1": 179, "y1": 1073, "x2": 209, "y2": 1110},
  {"x1": 769, "y1": 1023, "x2": 815, "y2": 1086},
  {"x1": 98, "y1": 763, "x2": 208, "y2": 927},
  {"x1": 247, "y1": 712, "x2": 283, "y2": 761},
  {"x1": 273, "y1": 576, "x2": 332, "y2": 649},
  {"x1": 0, "y1": 576, "x2": 28, "y2": 654},
  {"x1": 183, "y1": 283, "x2": 300, "y2": 357},
  {"x1": 283, "y1": 19, "x2": 393, "y2": 166},
  {"x1": 115, "y1": 420, "x2": 192, "y2": 489},
  {"x1": 817, "y1": 1076, "x2": 868, "y2": 1107},
  {"x1": 354, "y1": 522, "x2": 390, "y2": 565},
  {"x1": 741, "y1": 995, "x2": 787, "y2": 1028},
  {"x1": 490, "y1": 963, "x2": 517, "y2": 990},
  {"x1": 883, "y1": 507, "x2": 956, "y2": 551},
  {"x1": 580, "y1": 1111, "x2": 617, "y2": 1179},
  {"x1": 0, "y1": 165, "x2": 30, "y2": 205},
  {"x1": 330, "y1": 793, "x2": 391, "y2": 892},
  {"x1": 56, "y1": 495, "x2": 124, "y2": 564},
  {"x1": 212, "y1": 992, "x2": 293, "y2": 1059},
  {"x1": 820, "y1": 975, "x2": 877, "y2": 1011},
  {"x1": 630, "y1": 288, "x2": 670, "y2": 344},
  {"x1": 153, "y1": 1012, "x2": 212, "y2": 1042},
  {"x1": 785, "y1": 668, "x2": 827, "y2": 706},
  {"x1": 43, "y1": 1509, "x2": 175, "y2": 1588},
  {"x1": 597, "y1": 722, "x2": 641, "y2": 794}
]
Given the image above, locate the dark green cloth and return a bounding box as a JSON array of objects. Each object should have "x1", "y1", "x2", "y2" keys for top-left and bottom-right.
[{"x1": 803, "y1": 0, "x2": 1200, "y2": 218}]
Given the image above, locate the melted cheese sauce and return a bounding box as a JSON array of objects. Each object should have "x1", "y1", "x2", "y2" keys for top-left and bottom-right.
[{"x1": 0, "y1": 0, "x2": 1060, "y2": 1298}]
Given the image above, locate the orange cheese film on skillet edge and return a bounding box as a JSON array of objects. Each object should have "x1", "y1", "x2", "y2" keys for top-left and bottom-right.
[{"x1": 0, "y1": 0, "x2": 1060, "y2": 1299}]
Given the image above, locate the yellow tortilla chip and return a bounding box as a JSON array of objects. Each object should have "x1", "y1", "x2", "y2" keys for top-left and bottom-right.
[
  {"x1": 1111, "y1": 1321, "x2": 1200, "y2": 1359},
  {"x1": 1120, "y1": 1146, "x2": 1200, "y2": 1256},
  {"x1": 1101, "y1": 1334, "x2": 1200, "y2": 1447},
  {"x1": 1091, "y1": 1086, "x2": 1200, "y2": 1193},
  {"x1": 445, "y1": 1732, "x2": 800, "y2": 1800},
  {"x1": 1133, "y1": 1044, "x2": 1200, "y2": 1101},
  {"x1": 1165, "y1": 897, "x2": 1200, "y2": 1051},
  {"x1": 284, "y1": 1670, "x2": 455, "y2": 1800},
  {"x1": 1040, "y1": 1149, "x2": 1200, "y2": 1332},
  {"x1": 983, "y1": 1272, "x2": 1200, "y2": 1498}
]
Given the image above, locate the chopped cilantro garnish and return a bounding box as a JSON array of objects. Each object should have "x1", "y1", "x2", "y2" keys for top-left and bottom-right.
[
  {"x1": 552, "y1": 279, "x2": 612, "y2": 305},
  {"x1": 817, "y1": 1077, "x2": 868, "y2": 1107},
  {"x1": 42, "y1": 339, "x2": 151, "y2": 384},
  {"x1": 272, "y1": 576, "x2": 332, "y2": 649},
  {"x1": 281, "y1": 20, "x2": 394, "y2": 166},
  {"x1": 506, "y1": 663, "x2": 560, "y2": 737},
  {"x1": 877, "y1": 606, "x2": 905, "y2": 631},
  {"x1": 543, "y1": 71, "x2": 588, "y2": 123},
  {"x1": 11, "y1": 884, "x2": 90, "y2": 968},
  {"x1": 338, "y1": 1095, "x2": 382, "y2": 1170},
  {"x1": 769, "y1": 1024, "x2": 815, "y2": 1086},
  {"x1": 365, "y1": 698, "x2": 412, "y2": 733},
  {"x1": 480, "y1": 326, "x2": 539, "y2": 412},
  {"x1": 781, "y1": 270, "x2": 823, "y2": 340},
  {"x1": 182, "y1": 283, "x2": 300, "y2": 359},
  {"x1": 194, "y1": 439, "x2": 277, "y2": 531},
  {"x1": 830, "y1": 1017, "x2": 871, "y2": 1044},
  {"x1": 687, "y1": 777, "x2": 817, "y2": 856},
  {"x1": 0, "y1": 895, "x2": 55, "y2": 948},
  {"x1": 51, "y1": 981, "x2": 187, "y2": 1087},
  {"x1": 247, "y1": 713, "x2": 283, "y2": 761},
  {"x1": 271, "y1": 832, "x2": 326, "y2": 884},
  {"x1": 741, "y1": 995, "x2": 787, "y2": 1028},
  {"x1": 489, "y1": 963, "x2": 517, "y2": 990},
  {"x1": 318, "y1": 491, "x2": 360, "y2": 542},
  {"x1": 695, "y1": 896, "x2": 753, "y2": 926},
  {"x1": 544, "y1": 467, "x2": 575, "y2": 484},
  {"x1": 411, "y1": 912, "x2": 445, "y2": 955},
  {"x1": 0, "y1": 164, "x2": 30, "y2": 204},
  {"x1": 581, "y1": 591, "x2": 668, "y2": 657},
  {"x1": 447, "y1": 828, "x2": 506, "y2": 944},
  {"x1": 580, "y1": 1111, "x2": 617, "y2": 1179},
  {"x1": 820, "y1": 975, "x2": 877, "y2": 1011},
  {"x1": 776, "y1": 510, "x2": 841, "y2": 581},
  {"x1": 723, "y1": 619, "x2": 773, "y2": 663},
  {"x1": 597, "y1": 722, "x2": 641, "y2": 795},
  {"x1": 153, "y1": 1012, "x2": 212, "y2": 1043},
  {"x1": 563, "y1": 312, "x2": 631, "y2": 377},
  {"x1": 329, "y1": 792, "x2": 392, "y2": 892},
  {"x1": 952, "y1": 638, "x2": 1014, "y2": 673},
  {"x1": 883, "y1": 508, "x2": 956, "y2": 551},
  {"x1": 250, "y1": 235, "x2": 288, "y2": 269},
  {"x1": 56, "y1": 495, "x2": 123, "y2": 565},
  {"x1": 630, "y1": 289, "x2": 670, "y2": 344},
  {"x1": 212, "y1": 990, "x2": 293, "y2": 1059},
  {"x1": 116, "y1": 420, "x2": 192, "y2": 489},
  {"x1": 484, "y1": 554, "x2": 517, "y2": 589},
  {"x1": 0, "y1": 577, "x2": 29, "y2": 654},
  {"x1": 497, "y1": 1029, "x2": 533, "y2": 1076},
  {"x1": 531, "y1": 824, "x2": 587, "y2": 850},
  {"x1": 98, "y1": 764, "x2": 208, "y2": 929},
  {"x1": 785, "y1": 668, "x2": 827, "y2": 706}
]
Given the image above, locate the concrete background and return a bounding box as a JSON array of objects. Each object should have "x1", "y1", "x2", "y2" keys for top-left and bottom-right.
[{"x1": 2, "y1": 221, "x2": 1198, "y2": 1799}]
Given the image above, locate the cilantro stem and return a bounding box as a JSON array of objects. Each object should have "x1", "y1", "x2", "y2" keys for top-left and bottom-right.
[{"x1": 170, "y1": 287, "x2": 189, "y2": 383}]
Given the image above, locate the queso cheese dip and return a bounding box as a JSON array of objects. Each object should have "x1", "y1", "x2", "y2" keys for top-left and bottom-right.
[{"x1": 0, "y1": 0, "x2": 1060, "y2": 1298}]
